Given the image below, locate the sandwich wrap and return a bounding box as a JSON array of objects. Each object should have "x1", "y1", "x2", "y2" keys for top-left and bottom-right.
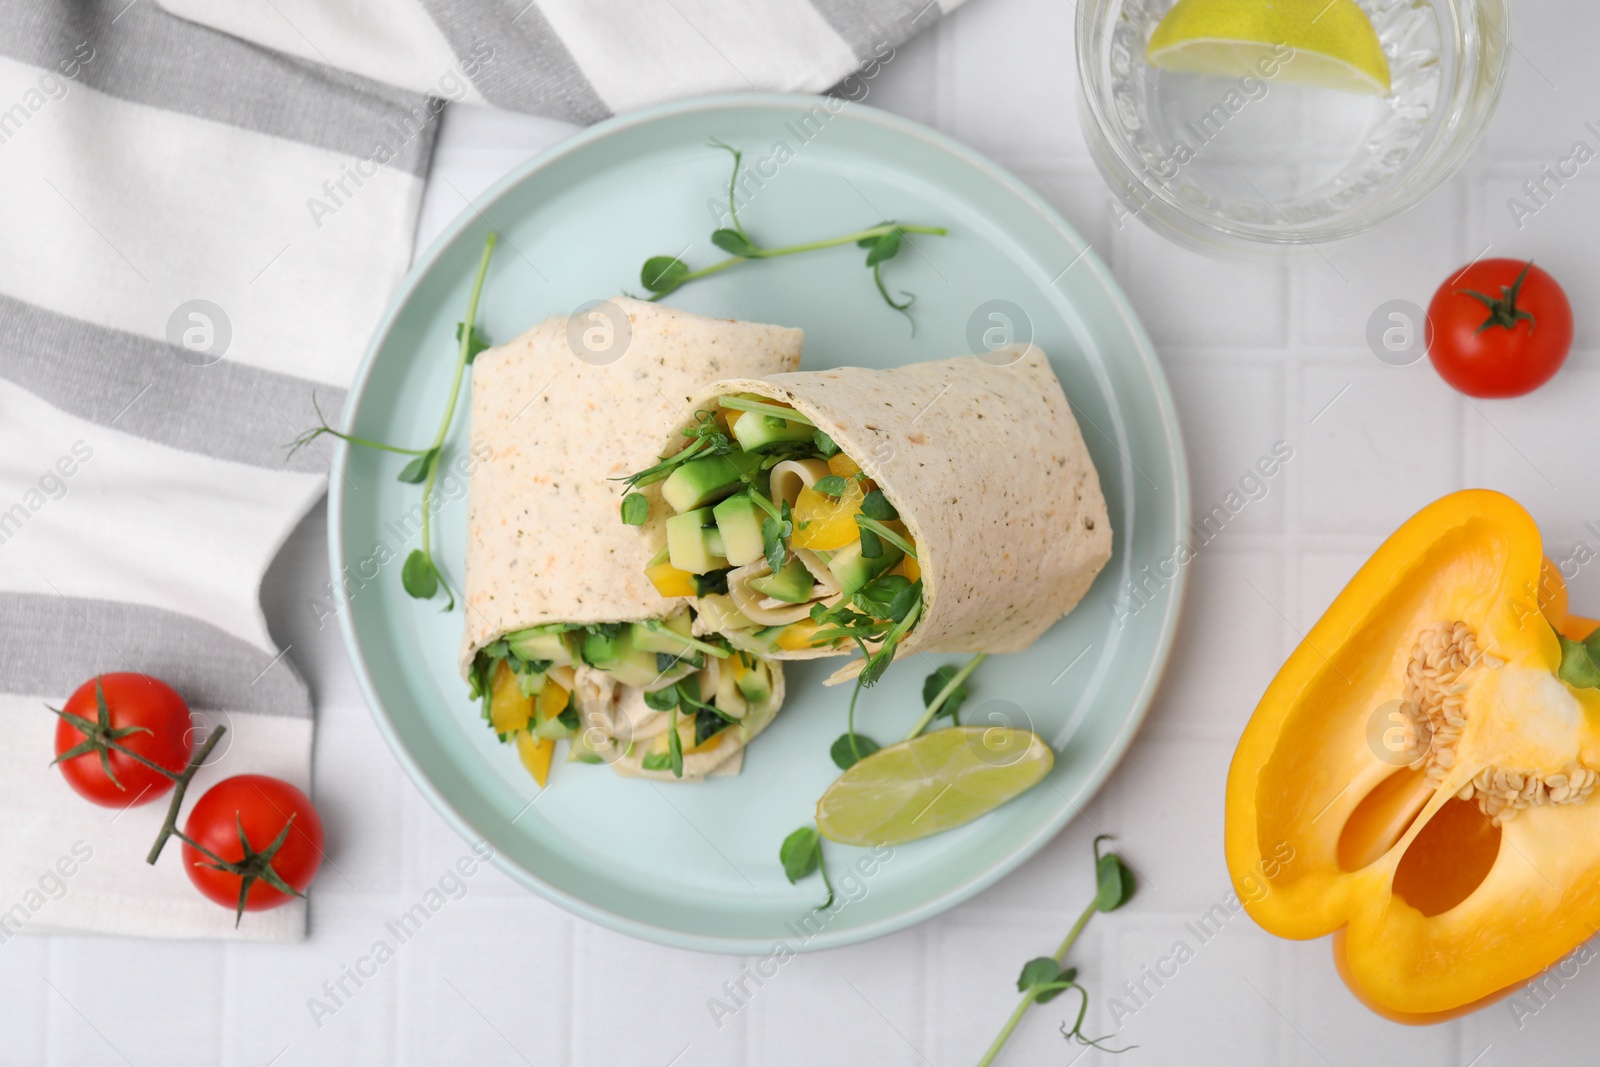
[
  {"x1": 461, "y1": 298, "x2": 801, "y2": 775},
  {"x1": 644, "y1": 345, "x2": 1112, "y2": 682}
]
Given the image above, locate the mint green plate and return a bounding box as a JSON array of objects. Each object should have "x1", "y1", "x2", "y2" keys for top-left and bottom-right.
[{"x1": 331, "y1": 94, "x2": 1187, "y2": 953}]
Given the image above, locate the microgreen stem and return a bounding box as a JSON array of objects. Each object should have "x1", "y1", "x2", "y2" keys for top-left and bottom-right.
[
  {"x1": 856, "y1": 516, "x2": 918, "y2": 559},
  {"x1": 717, "y1": 396, "x2": 816, "y2": 425},
  {"x1": 978, "y1": 988, "x2": 1052, "y2": 1067},
  {"x1": 903, "y1": 653, "x2": 987, "y2": 742},
  {"x1": 646, "y1": 224, "x2": 947, "y2": 303},
  {"x1": 1055, "y1": 897, "x2": 1099, "y2": 963},
  {"x1": 420, "y1": 233, "x2": 497, "y2": 561},
  {"x1": 145, "y1": 725, "x2": 228, "y2": 865}
]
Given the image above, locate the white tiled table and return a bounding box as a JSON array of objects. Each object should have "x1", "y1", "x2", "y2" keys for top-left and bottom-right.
[{"x1": 11, "y1": 1, "x2": 1600, "y2": 1063}]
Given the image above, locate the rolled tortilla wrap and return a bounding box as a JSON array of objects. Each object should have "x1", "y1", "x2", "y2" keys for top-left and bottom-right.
[
  {"x1": 460, "y1": 298, "x2": 802, "y2": 671},
  {"x1": 641, "y1": 345, "x2": 1112, "y2": 682},
  {"x1": 460, "y1": 298, "x2": 801, "y2": 775}
]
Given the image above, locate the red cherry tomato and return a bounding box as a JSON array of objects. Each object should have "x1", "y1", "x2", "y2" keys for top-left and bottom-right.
[
  {"x1": 53, "y1": 673, "x2": 194, "y2": 807},
  {"x1": 182, "y1": 775, "x2": 324, "y2": 915},
  {"x1": 1425, "y1": 259, "x2": 1572, "y2": 398}
]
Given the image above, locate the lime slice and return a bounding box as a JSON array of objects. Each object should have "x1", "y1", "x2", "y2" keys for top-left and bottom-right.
[
  {"x1": 1147, "y1": 0, "x2": 1391, "y2": 95},
  {"x1": 816, "y1": 727, "x2": 1053, "y2": 846}
]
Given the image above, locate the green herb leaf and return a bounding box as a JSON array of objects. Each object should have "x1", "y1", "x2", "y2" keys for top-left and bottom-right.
[
  {"x1": 401, "y1": 550, "x2": 439, "y2": 599},
  {"x1": 642, "y1": 752, "x2": 673, "y2": 771},
  {"x1": 695, "y1": 709, "x2": 731, "y2": 746},
  {"x1": 865, "y1": 227, "x2": 902, "y2": 267},
  {"x1": 396, "y1": 448, "x2": 436, "y2": 484},
  {"x1": 1017, "y1": 957, "x2": 1063, "y2": 993},
  {"x1": 693, "y1": 569, "x2": 731, "y2": 596},
  {"x1": 557, "y1": 704, "x2": 579, "y2": 731},
  {"x1": 811, "y1": 475, "x2": 848, "y2": 498},
  {"x1": 813, "y1": 429, "x2": 840, "y2": 458},
  {"x1": 761, "y1": 504, "x2": 793, "y2": 574},
  {"x1": 641, "y1": 256, "x2": 689, "y2": 294},
  {"x1": 643, "y1": 685, "x2": 680, "y2": 712},
  {"x1": 1095, "y1": 835, "x2": 1136, "y2": 913},
  {"x1": 456, "y1": 322, "x2": 491, "y2": 364},
  {"x1": 1034, "y1": 969, "x2": 1077, "y2": 1004},
  {"x1": 858, "y1": 526, "x2": 883, "y2": 559},
  {"x1": 711, "y1": 228, "x2": 758, "y2": 257},
  {"x1": 887, "y1": 579, "x2": 922, "y2": 624},
  {"x1": 830, "y1": 732, "x2": 881, "y2": 770},
  {"x1": 922, "y1": 664, "x2": 970, "y2": 722},
  {"x1": 780, "y1": 825, "x2": 822, "y2": 884},
  {"x1": 861, "y1": 489, "x2": 898, "y2": 521},
  {"x1": 854, "y1": 574, "x2": 911, "y2": 619},
  {"x1": 620, "y1": 492, "x2": 649, "y2": 526}
]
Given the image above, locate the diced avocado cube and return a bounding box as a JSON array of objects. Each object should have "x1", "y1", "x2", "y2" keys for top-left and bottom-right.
[
  {"x1": 665, "y1": 508, "x2": 728, "y2": 574},
  {"x1": 827, "y1": 540, "x2": 905, "y2": 598},
  {"x1": 581, "y1": 627, "x2": 627, "y2": 668},
  {"x1": 735, "y1": 660, "x2": 773, "y2": 705},
  {"x1": 606, "y1": 645, "x2": 670, "y2": 688},
  {"x1": 748, "y1": 558, "x2": 816, "y2": 603},
  {"x1": 712, "y1": 492, "x2": 767, "y2": 566},
  {"x1": 705, "y1": 527, "x2": 727, "y2": 559},
  {"x1": 730, "y1": 409, "x2": 814, "y2": 452},
  {"x1": 632, "y1": 616, "x2": 698, "y2": 657},
  {"x1": 661, "y1": 452, "x2": 760, "y2": 513},
  {"x1": 506, "y1": 629, "x2": 571, "y2": 667}
]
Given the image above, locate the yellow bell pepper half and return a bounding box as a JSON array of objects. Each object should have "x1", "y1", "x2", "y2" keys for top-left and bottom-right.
[{"x1": 1225, "y1": 489, "x2": 1600, "y2": 1018}]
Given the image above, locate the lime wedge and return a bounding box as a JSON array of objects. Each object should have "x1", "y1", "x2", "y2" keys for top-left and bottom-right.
[
  {"x1": 815, "y1": 727, "x2": 1053, "y2": 846},
  {"x1": 1147, "y1": 0, "x2": 1391, "y2": 95}
]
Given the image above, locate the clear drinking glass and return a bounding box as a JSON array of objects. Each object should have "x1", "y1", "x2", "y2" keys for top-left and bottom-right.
[{"x1": 1076, "y1": 0, "x2": 1511, "y2": 254}]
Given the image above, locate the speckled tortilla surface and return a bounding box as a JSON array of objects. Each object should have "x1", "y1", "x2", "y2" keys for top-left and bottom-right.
[
  {"x1": 459, "y1": 299, "x2": 802, "y2": 677},
  {"x1": 658, "y1": 345, "x2": 1113, "y2": 676}
]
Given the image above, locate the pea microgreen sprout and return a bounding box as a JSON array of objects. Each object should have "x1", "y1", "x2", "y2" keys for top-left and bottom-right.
[
  {"x1": 638, "y1": 141, "x2": 946, "y2": 333},
  {"x1": 286, "y1": 232, "x2": 499, "y2": 609},
  {"x1": 779, "y1": 823, "x2": 834, "y2": 910},
  {"x1": 977, "y1": 835, "x2": 1137, "y2": 1066}
]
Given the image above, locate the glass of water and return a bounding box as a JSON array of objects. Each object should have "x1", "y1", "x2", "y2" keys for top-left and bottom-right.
[{"x1": 1076, "y1": 0, "x2": 1511, "y2": 254}]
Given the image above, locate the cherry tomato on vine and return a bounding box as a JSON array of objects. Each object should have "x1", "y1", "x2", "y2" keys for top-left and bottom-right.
[
  {"x1": 181, "y1": 775, "x2": 324, "y2": 921},
  {"x1": 52, "y1": 674, "x2": 193, "y2": 807},
  {"x1": 1425, "y1": 259, "x2": 1572, "y2": 398}
]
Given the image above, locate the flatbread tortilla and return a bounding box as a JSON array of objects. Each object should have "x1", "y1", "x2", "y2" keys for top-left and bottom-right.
[{"x1": 647, "y1": 345, "x2": 1113, "y2": 682}]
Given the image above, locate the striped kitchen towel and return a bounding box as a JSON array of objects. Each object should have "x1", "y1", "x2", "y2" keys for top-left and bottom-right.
[{"x1": 0, "y1": 0, "x2": 957, "y2": 941}]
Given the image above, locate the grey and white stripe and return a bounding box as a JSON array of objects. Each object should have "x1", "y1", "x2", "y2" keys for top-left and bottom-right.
[
  {"x1": 0, "y1": 592, "x2": 311, "y2": 719},
  {"x1": 0, "y1": 296, "x2": 345, "y2": 474}
]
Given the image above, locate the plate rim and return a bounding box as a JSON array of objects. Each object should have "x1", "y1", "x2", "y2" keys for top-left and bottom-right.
[{"x1": 329, "y1": 90, "x2": 1190, "y2": 953}]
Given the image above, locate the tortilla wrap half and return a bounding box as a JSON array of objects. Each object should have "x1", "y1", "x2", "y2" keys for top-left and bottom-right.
[
  {"x1": 645, "y1": 345, "x2": 1112, "y2": 682},
  {"x1": 460, "y1": 299, "x2": 800, "y2": 778},
  {"x1": 459, "y1": 298, "x2": 802, "y2": 674}
]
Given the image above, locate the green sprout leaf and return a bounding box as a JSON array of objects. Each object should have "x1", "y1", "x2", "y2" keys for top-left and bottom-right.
[
  {"x1": 813, "y1": 429, "x2": 840, "y2": 457},
  {"x1": 1095, "y1": 835, "x2": 1136, "y2": 913},
  {"x1": 401, "y1": 549, "x2": 439, "y2": 600},
  {"x1": 923, "y1": 664, "x2": 970, "y2": 723},
  {"x1": 811, "y1": 475, "x2": 848, "y2": 498},
  {"x1": 620, "y1": 492, "x2": 649, "y2": 526},
  {"x1": 642, "y1": 256, "x2": 689, "y2": 294},
  {"x1": 864, "y1": 227, "x2": 902, "y2": 267},
  {"x1": 396, "y1": 448, "x2": 437, "y2": 484},
  {"x1": 861, "y1": 489, "x2": 898, "y2": 521},
  {"x1": 711, "y1": 228, "x2": 758, "y2": 257},
  {"x1": 761, "y1": 503, "x2": 793, "y2": 574},
  {"x1": 858, "y1": 525, "x2": 883, "y2": 559},
  {"x1": 830, "y1": 731, "x2": 880, "y2": 770},
  {"x1": 780, "y1": 825, "x2": 821, "y2": 883}
]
